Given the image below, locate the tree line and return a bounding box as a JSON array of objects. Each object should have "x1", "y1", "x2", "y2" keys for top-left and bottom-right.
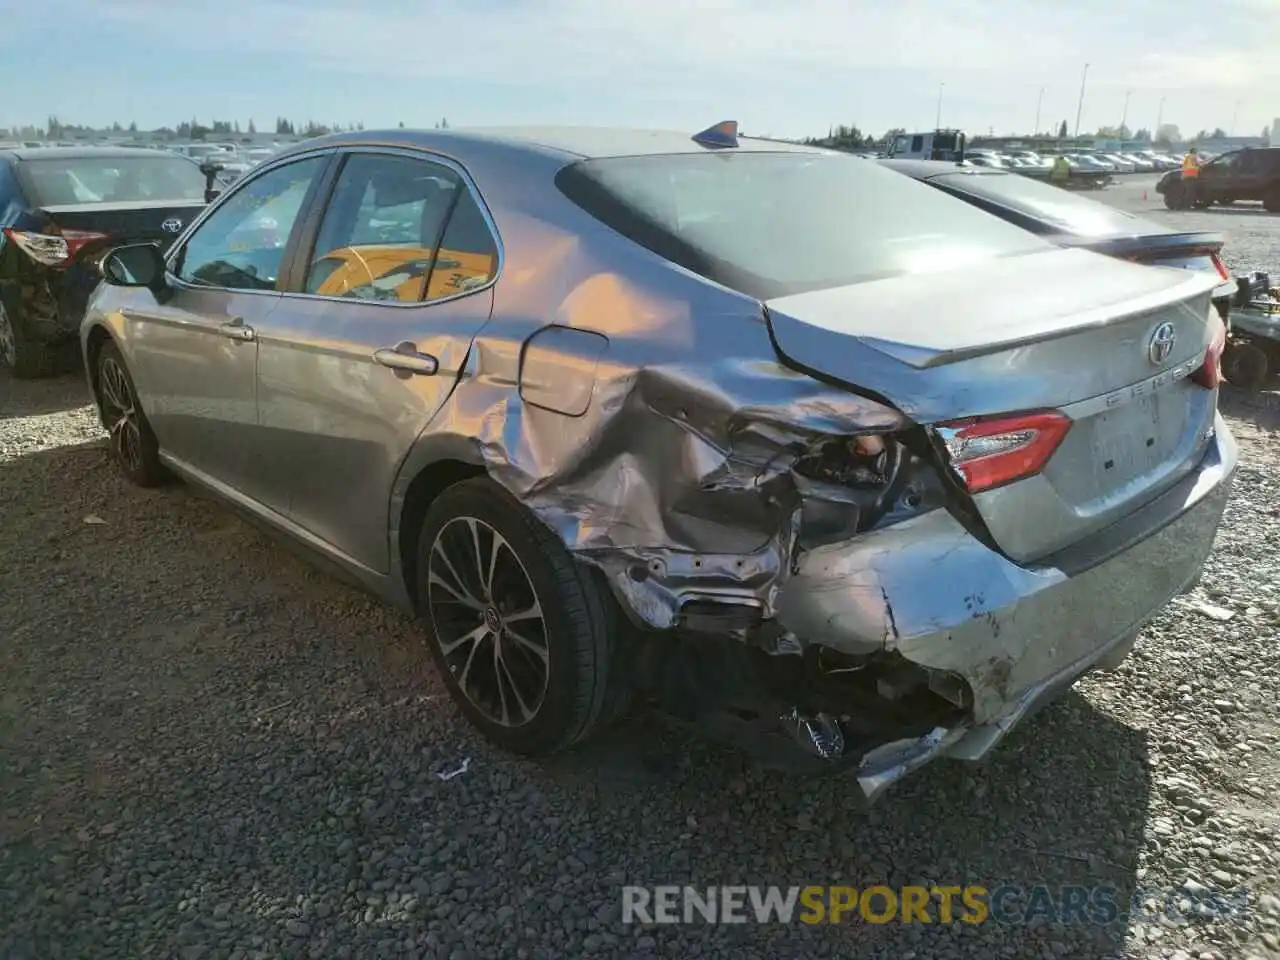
[
  {"x1": 807, "y1": 120, "x2": 1269, "y2": 152},
  {"x1": 6, "y1": 116, "x2": 451, "y2": 142},
  {"x1": 6, "y1": 116, "x2": 1266, "y2": 148}
]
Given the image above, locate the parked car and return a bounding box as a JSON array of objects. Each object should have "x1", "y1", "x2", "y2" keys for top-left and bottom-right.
[
  {"x1": 1092, "y1": 153, "x2": 1135, "y2": 173},
  {"x1": 81, "y1": 124, "x2": 1235, "y2": 800},
  {"x1": 879, "y1": 159, "x2": 1238, "y2": 320},
  {"x1": 0, "y1": 147, "x2": 209, "y2": 376},
  {"x1": 1156, "y1": 147, "x2": 1280, "y2": 212},
  {"x1": 1119, "y1": 153, "x2": 1156, "y2": 173}
]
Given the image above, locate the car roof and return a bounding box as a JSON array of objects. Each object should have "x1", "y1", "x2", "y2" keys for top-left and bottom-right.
[
  {"x1": 286, "y1": 126, "x2": 828, "y2": 163},
  {"x1": 4, "y1": 146, "x2": 180, "y2": 162}
]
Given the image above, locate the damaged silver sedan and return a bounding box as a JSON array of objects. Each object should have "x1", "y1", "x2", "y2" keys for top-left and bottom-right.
[{"x1": 81, "y1": 122, "x2": 1237, "y2": 801}]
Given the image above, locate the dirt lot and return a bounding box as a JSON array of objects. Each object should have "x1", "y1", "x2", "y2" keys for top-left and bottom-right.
[{"x1": 2, "y1": 183, "x2": 1280, "y2": 959}]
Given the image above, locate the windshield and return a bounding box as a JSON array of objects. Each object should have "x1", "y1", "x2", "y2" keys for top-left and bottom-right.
[
  {"x1": 556, "y1": 151, "x2": 1050, "y2": 299},
  {"x1": 21, "y1": 156, "x2": 206, "y2": 205},
  {"x1": 930, "y1": 170, "x2": 1157, "y2": 238}
]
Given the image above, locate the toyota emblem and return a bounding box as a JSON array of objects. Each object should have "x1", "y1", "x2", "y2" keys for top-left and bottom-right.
[
  {"x1": 160, "y1": 218, "x2": 184, "y2": 234},
  {"x1": 1148, "y1": 321, "x2": 1177, "y2": 365}
]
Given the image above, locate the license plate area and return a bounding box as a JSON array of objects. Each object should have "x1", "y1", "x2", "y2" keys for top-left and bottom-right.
[{"x1": 1090, "y1": 389, "x2": 1184, "y2": 484}]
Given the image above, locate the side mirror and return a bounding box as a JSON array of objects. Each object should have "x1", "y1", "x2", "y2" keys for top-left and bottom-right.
[
  {"x1": 101, "y1": 243, "x2": 167, "y2": 290},
  {"x1": 199, "y1": 160, "x2": 225, "y2": 203}
]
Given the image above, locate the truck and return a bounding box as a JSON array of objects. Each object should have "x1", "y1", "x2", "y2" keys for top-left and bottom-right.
[{"x1": 885, "y1": 129, "x2": 967, "y2": 162}]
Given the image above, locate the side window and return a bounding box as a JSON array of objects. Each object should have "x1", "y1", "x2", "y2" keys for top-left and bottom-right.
[
  {"x1": 176, "y1": 156, "x2": 325, "y2": 291},
  {"x1": 1236, "y1": 152, "x2": 1262, "y2": 174},
  {"x1": 426, "y1": 188, "x2": 500, "y2": 301},
  {"x1": 304, "y1": 153, "x2": 460, "y2": 303},
  {"x1": 1211, "y1": 152, "x2": 1240, "y2": 173},
  {"x1": 910, "y1": 135, "x2": 924, "y2": 153}
]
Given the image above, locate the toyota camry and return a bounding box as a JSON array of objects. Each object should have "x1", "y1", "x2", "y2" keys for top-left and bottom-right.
[{"x1": 80, "y1": 122, "x2": 1236, "y2": 801}]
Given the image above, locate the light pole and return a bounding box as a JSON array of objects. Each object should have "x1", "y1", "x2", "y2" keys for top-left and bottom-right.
[
  {"x1": 1034, "y1": 86, "x2": 1045, "y2": 135},
  {"x1": 1230, "y1": 99, "x2": 1241, "y2": 137},
  {"x1": 1120, "y1": 90, "x2": 1131, "y2": 139},
  {"x1": 1155, "y1": 95, "x2": 1165, "y2": 138},
  {"x1": 936, "y1": 82, "x2": 945, "y2": 129},
  {"x1": 1074, "y1": 63, "x2": 1090, "y2": 138}
]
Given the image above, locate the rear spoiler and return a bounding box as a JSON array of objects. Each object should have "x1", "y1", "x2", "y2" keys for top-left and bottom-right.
[{"x1": 1058, "y1": 231, "x2": 1225, "y2": 260}]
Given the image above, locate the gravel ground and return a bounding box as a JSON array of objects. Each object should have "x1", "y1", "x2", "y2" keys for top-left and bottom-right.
[{"x1": 2, "y1": 186, "x2": 1279, "y2": 959}]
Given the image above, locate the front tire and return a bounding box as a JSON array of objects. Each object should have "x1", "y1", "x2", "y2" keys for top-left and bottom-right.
[
  {"x1": 95, "y1": 341, "x2": 169, "y2": 486},
  {"x1": 1163, "y1": 184, "x2": 1188, "y2": 210},
  {"x1": 1264, "y1": 188, "x2": 1280, "y2": 213},
  {"x1": 416, "y1": 477, "x2": 620, "y2": 755}
]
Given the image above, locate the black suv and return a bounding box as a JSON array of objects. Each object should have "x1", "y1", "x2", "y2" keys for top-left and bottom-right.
[{"x1": 1157, "y1": 147, "x2": 1280, "y2": 212}]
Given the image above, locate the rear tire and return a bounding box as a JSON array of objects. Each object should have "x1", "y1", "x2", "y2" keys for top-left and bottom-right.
[
  {"x1": 95, "y1": 341, "x2": 169, "y2": 486},
  {"x1": 1264, "y1": 188, "x2": 1280, "y2": 213},
  {"x1": 1221, "y1": 342, "x2": 1269, "y2": 392},
  {"x1": 0, "y1": 299, "x2": 59, "y2": 379},
  {"x1": 416, "y1": 477, "x2": 622, "y2": 756}
]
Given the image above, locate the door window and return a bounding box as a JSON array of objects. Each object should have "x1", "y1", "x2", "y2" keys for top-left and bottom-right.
[
  {"x1": 175, "y1": 156, "x2": 326, "y2": 291},
  {"x1": 303, "y1": 154, "x2": 462, "y2": 303},
  {"x1": 1236, "y1": 151, "x2": 1264, "y2": 174},
  {"x1": 427, "y1": 188, "x2": 500, "y2": 300}
]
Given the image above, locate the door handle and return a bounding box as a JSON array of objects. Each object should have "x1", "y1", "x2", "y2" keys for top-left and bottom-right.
[
  {"x1": 373, "y1": 341, "x2": 439, "y2": 376},
  {"x1": 219, "y1": 318, "x2": 255, "y2": 342}
]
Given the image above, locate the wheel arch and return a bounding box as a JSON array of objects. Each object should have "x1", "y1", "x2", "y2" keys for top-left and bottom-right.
[
  {"x1": 391, "y1": 435, "x2": 489, "y2": 613},
  {"x1": 83, "y1": 323, "x2": 116, "y2": 424}
]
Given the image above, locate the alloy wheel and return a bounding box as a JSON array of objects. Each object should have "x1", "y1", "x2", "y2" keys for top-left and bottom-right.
[
  {"x1": 99, "y1": 356, "x2": 144, "y2": 474},
  {"x1": 427, "y1": 516, "x2": 551, "y2": 727},
  {"x1": 0, "y1": 302, "x2": 15, "y2": 367}
]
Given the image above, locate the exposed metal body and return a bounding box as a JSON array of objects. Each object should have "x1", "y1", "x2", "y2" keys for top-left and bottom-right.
[{"x1": 81, "y1": 127, "x2": 1237, "y2": 799}]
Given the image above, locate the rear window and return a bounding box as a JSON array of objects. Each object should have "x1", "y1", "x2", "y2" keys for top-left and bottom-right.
[
  {"x1": 19, "y1": 156, "x2": 206, "y2": 206},
  {"x1": 555, "y1": 151, "x2": 1049, "y2": 299},
  {"x1": 929, "y1": 171, "x2": 1155, "y2": 239}
]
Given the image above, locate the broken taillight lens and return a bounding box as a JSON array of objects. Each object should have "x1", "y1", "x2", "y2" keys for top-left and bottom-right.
[
  {"x1": 1191, "y1": 309, "x2": 1228, "y2": 389},
  {"x1": 937, "y1": 410, "x2": 1072, "y2": 494},
  {"x1": 2, "y1": 227, "x2": 110, "y2": 268},
  {"x1": 1209, "y1": 252, "x2": 1230, "y2": 281}
]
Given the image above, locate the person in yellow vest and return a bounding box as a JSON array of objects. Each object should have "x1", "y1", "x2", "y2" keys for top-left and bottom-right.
[
  {"x1": 1181, "y1": 147, "x2": 1201, "y2": 180},
  {"x1": 1050, "y1": 155, "x2": 1071, "y2": 185}
]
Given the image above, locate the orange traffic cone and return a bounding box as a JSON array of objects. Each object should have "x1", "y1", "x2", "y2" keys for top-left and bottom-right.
[{"x1": 1142, "y1": 189, "x2": 1148, "y2": 201}]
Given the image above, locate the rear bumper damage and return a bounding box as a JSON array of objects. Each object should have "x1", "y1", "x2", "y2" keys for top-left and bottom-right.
[{"x1": 604, "y1": 414, "x2": 1237, "y2": 801}]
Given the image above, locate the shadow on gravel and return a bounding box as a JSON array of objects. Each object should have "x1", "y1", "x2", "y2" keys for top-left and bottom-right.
[
  {"x1": 0, "y1": 369, "x2": 92, "y2": 420},
  {"x1": 0, "y1": 439, "x2": 1154, "y2": 960},
  {"x1": 1220, "y1": 386, "x2": 1280, "y2": 432}
]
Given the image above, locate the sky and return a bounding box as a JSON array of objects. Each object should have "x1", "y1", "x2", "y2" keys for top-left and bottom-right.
[{"x1": 2, "y1": 0, "x2": 1278, "y2": 140}]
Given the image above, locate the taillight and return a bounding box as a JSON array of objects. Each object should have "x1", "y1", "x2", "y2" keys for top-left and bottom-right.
[
  {"x1": 1191, "y1": 310, "x2": 1227, "y2": 389},
  {"x1": 936, "y1": 411, "x2": 1072, "y2": 494},
  {"x1": 1, "y1": 227, "x2": 110, "y2": 268},
  {"x1": 1209, "y1": 252, "x2": 1230, "y2": 281}
]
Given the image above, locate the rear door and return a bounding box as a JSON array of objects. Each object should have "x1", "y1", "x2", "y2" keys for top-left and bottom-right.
[
  {"x1": 1231, "y1": 150, "x2": 1270, "y2": 201},
  {"x1": 123, "y1": 153, "x2": 332, "y2": 499},
  {"x1": 255, "y1": 147, "x2": 500, "y2": 573}
]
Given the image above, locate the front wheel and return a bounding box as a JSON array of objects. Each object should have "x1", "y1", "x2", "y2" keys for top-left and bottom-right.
[
  {"x1": 95, "y1": 341, "x2": 169, "y2": 486},
  {"x1": 416, "y1": 477, "x2": 622, "y2": 755},
  {"x1": 1264, "y1": 188, "x2": 1280, "y2": 213},
  {"x1": 1163, "y1": 185, "x2": 1188, "y2": 210}
]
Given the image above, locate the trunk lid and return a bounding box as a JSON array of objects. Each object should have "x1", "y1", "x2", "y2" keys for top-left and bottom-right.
[
  {"x1": 39, "y1": 199, "x2": 206, "y2": 256},
  {"x1": 764, "y1": 246, "x2": 1222, "y2": 562}
]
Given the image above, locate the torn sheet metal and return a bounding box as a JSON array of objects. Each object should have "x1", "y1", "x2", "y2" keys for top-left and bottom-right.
[{"x1": 435, "y1": 274, "x2": 911, "y2": 631}]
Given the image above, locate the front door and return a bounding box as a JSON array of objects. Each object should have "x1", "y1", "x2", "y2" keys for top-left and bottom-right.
[
  {"x1": 255, "y1": 148, "x2": 501, "y2": 573},
  {"x1": 123, "y1": 154, "x2": 330, "y2": 500}
]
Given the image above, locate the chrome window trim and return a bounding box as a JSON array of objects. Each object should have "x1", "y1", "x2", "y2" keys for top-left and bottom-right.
[
  {"x1": 161, "y1": 149, "x2": 337, "y2": 298},
  {"x1": 277, "y1": 144, "x2": 505, "y2": 311}
]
